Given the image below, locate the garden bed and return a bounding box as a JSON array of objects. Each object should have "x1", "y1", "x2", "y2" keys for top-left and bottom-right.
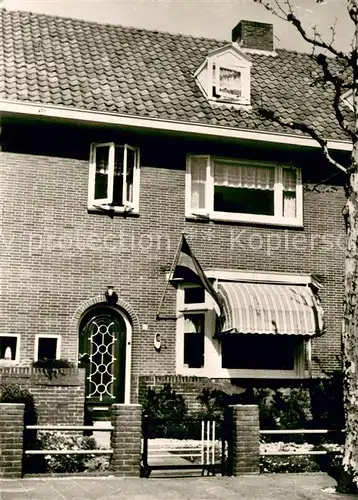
[{"x1": 146, "y1": 438, "x2": 343, "y2": 473}]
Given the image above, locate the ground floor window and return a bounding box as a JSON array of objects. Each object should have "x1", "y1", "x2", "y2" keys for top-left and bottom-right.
[
  {"x1": 176, "y1": 282, "x2": 308, "y2": 379},
  {"x1": 183, "y1": 313, "x2": 205, "y2": 368},
  {"x1": 221, "y1": 335, "x2": 296, "y2": 371},
  {"x1": 0, "y1": 334, "x2": 20, "y2": 364},
  {"x1": 34, "y1": 335, "x2": 61, "y2": 362}
]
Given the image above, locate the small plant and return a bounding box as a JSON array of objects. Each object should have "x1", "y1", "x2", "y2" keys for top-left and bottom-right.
[
  {"x1": 32, "y1": 358, "x2": 74, "y2": 379},
  {"x1": 260, "y1": 455, "x2": 321, "y2": 474}
]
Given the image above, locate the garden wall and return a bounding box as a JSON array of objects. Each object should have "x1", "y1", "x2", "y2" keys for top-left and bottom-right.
[{"x1": 0, "y1": 367, "x2": 85, "y2": 424}]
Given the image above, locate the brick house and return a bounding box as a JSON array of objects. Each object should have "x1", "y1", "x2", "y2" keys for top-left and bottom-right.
[{"x1": 0, "y1": 8, "x2": 350, "y2": 412}]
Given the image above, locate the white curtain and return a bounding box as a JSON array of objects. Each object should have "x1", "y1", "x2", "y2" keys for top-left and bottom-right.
[
  {"x1": 214, "y1": 161, "x2": 275, "y2": 190},
  {"x1": 283, "y1": 168, "x2": 296, "y2": 191},
  {"x1": 219, "y1": 67, "x2": 242, "y2": 97},
  {"x1": 96, "y1": 146, "x2": 110, "y2": 175},
  {"x1": 184, "y1": 315, "x2": 203, "y2": 334},
  {"x1": 191, "y1": 157, "x2": 207, "y2": 209},
  {"x1": 283, "y1": 168, "x2": 296, "y2": 217}
]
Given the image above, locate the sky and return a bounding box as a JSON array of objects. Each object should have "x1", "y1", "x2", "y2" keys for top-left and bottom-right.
[{"x1": 1, "y1": 0, "x2": 352, "y2": 53}]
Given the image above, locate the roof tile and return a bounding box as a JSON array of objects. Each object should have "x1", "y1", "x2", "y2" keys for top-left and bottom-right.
[{"x1": 0, "y1": 8, "x2": 350, "y2": 141}]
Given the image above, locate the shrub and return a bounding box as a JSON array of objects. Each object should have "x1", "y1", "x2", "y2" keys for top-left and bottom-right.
[
  {"x1": 142, "y1": 384, "x2": 190, "y2": 438},
  {"x1": 33, "y1": 431, "x2": 98, "y2": 473},
  {"x1": 197, "y1": 385, "x2": 313, "y2": 431},
  {"x1": 0, "y1": 383, "x2": 37, "y2": 427},
  {"x1": 309, "y1": 371, "x2": 344, "y2": 430},
  {"x1": 269, "y1": 387, "x2": 313, "y2": 430}
]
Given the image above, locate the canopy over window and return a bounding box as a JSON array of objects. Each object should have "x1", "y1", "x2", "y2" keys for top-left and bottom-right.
[{"x1": 217, "y1": 282, "x2": 324, "y2": 337}]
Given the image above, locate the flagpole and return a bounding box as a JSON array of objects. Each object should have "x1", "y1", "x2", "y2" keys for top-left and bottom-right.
[{"x1": 156, "y1": 232, "x2": 186, "y2": 320}]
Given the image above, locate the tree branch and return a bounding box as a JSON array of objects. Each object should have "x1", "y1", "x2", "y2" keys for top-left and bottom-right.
[
  {"x1": 315, "y1": 54, "x2": 356, "y2": 142},
  {"x1": 258, "y1": 107, "x2": 348, "y2": 174},
  {"x1": 254, "y1": 0, "x2": 351, "y2": 62},
  {"x1": 348, "y1": 0, "x2": 358, "y2": 25}
]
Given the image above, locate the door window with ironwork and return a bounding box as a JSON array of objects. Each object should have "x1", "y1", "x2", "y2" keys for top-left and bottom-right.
[{"x1": 79, "y1": 307, "x2": 126, "y2": 404}]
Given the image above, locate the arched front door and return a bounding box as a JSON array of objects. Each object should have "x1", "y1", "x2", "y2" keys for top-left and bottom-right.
[{"x1": 79, "y1": 306, "x2": 126, "y2": 405}]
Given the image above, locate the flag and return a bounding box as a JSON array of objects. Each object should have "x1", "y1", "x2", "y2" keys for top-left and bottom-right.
[{"x1": 170, "y1": 234, "x2": 225, "y2": 317}]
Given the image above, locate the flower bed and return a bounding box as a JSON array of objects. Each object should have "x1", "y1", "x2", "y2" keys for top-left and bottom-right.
[{"x1": 260, "y1": 441, "x2": 343, "y2": 474}]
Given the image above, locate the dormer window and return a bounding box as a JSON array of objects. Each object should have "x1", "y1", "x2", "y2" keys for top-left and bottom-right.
[
  {"x1": 213, "y1": 64, "x2": 242, "y2": 100},
  {"x1": 195, "y1": 44, "x2": 252, "y2": 106}
]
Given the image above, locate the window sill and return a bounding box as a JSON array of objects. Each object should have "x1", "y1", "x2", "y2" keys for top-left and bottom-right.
[
  {"x1": 88, "y1": 206, "x2": 139, "y2": 217},
  {"x1": 209, "y1": 98, "x2": 252, "y2": 110},
  {"x1": 186, "y1": 212, "x2": 303, "y2": 228},
  {"x1": 0, "y1": 360, "x2": 18, "y2": 367}
]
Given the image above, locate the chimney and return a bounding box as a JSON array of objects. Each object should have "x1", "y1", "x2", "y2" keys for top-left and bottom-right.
[{"x1": 232, "y1": 20, "x2": 274, "y2": 52}]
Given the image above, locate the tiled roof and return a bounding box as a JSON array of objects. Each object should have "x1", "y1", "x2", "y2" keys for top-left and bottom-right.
[{"x1": 0, "y1": 8, "x2": 351, "y2": 141}]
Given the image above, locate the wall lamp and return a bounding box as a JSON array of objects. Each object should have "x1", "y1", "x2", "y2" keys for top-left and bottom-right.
[{"x1": 105, "y1": 286, "x2": 118, "y2": 305}]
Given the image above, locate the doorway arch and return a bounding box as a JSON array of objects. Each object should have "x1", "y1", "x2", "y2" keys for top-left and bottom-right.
[{"x1": 79, "y1": 305, "x2": 132, "y2": 405}]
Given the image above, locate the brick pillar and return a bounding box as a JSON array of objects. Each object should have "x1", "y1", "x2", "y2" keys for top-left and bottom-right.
[
  {"x1": 0, "y1": 403, "x2": 25, "y2": 478},
  {"x1": 110, "y1": 404, "x2": 142, "y2": 477},
  {"x1": 229, "y1": 404, "x2": 260, "y2": 475}
]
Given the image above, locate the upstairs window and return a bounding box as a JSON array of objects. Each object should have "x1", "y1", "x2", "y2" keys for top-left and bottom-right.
[
  {"x1": 88, "y1": 143, "x2": 140, "y2": 212},
  {"x1": 213, "y1": 64, "x2": 242, "y2": 101},
  {"x1": 186, "y1": 155, "x2": 302, "y2": 226},
  {"x1": 195, "y1": 45, "x2": 251, "y2": 106}
]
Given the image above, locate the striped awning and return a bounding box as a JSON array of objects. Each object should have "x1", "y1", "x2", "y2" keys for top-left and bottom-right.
[{"x1": 217, "y1": 282, "x2": 324, "y2": 337}]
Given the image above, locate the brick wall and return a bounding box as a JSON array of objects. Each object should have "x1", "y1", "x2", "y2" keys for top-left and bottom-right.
[
  {"x1": 229, "y1": 404, "x2": 260, "y2": 475},
  {"x1": 0, "y1": 124, "x2": 347, "y2": 402},
  {"x1": 110, "y1": 404, "x2": 142, "y2": 477},
  {"x1": 0, "y1": 403, "x2": 24, "y2": 478},
  {"x1": 232, "y1": 20, "x2": 274, "y2": 51},
  {"x1": 0, "y1": 368, "x2": 85, "y2": 424}
]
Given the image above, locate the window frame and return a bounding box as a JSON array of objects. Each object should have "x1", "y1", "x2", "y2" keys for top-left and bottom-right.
[
  {"x1": 176, "y1": 284, "x2": 216, "y2": 375},
  {"x1": 208, "y1": 59, "x2": 251, "y2": 105},
  {"x1": 175, "y1": 282, "x2": 307, "y2": 379},
  {"x1": 34, "y1": 334, "x2": 61, "y2": 362},
  {"x1": 88, "y1": 142, "x2": 140, "y2": 213},
  {"x1": 0, "y1": 334, "x2": 20, "y2": 365},
  {"x1": 185, "y1": 155, "x2": 303, "y2": 226}
]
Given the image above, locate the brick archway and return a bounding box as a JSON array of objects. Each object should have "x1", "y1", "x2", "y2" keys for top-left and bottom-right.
[{"x1": 70, "y1": 294, "x2": 140, "y2": 404}]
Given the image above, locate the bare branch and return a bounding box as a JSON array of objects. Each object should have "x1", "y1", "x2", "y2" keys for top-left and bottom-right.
[
  {"x1": 348, "y1": 0, "x2": 358, "y2": 25},
  {"x1": 258, "y1": 107, "x2": 348, "y2": 174},
  {"x1": 287, "y1": 12, "x2": 350, "y2": 62},
  {"x1": 254, "y1": 0, "x2": 351, "y2": 62},
  {"x1": 315, "y1": 53, "x2": 356, "y2": 141}
]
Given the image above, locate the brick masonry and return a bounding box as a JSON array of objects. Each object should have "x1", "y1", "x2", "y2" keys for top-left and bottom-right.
[
  {"x1": 232, "y1": 20, "x2": 274, "y2": 51},
  {"x1": 0, "y1": 121, "x2": 347, "y2": 403},
  {"x1": 110, "y1": 404, "x2": 142, "y2": 477},
  {"x1": 0, "y1": 368, "x2": 85, "y2": 425},
  {"x1": 229, "y1": 404, "x2": 260, "y2": 475},
  {"x1": 0, "y1": 403, "x2": 24, "y2": 478}
]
